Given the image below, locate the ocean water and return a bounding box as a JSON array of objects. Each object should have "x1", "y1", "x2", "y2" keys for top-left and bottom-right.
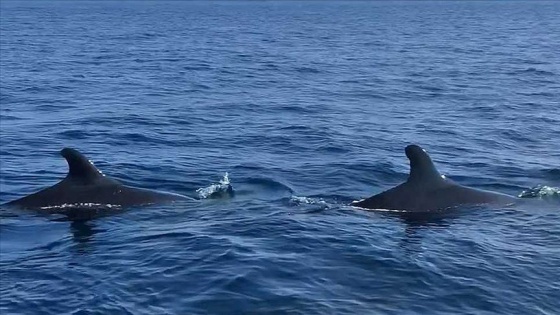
[{"x1": 1, "y1": 1, "x2": 559, "y2": 314}]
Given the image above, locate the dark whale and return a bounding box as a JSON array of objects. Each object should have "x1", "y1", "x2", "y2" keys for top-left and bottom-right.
[
  {"x1": 4, "y1": 148, "x2": 189, "y2": 210},
  {"x1": 352, "y1": 144, "x2": 516, "y2": 212}
]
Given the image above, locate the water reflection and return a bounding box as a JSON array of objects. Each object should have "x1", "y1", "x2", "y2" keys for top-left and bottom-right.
[
  {"x1": 49, "y1": 208, "x2": 121, "y2": 252},
  {"x1": 390, "y1": 210, "x2": 460, "y2": 256},
  {"x1": 70, "y1": 220, "x2": 96, "y2": 245}
]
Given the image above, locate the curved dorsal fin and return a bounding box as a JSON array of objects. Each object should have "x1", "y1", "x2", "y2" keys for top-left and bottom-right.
[
  {"x1": 60, "y1": 148, "x2": 104, "y2": 183},
  {"x1": 405, "y1": 144, "x2": 444, "y2": 184}
]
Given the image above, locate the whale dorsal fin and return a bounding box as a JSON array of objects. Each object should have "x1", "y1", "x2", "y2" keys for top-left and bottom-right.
[
  {"x1": 405, "y1": 144, "x2": 444, "y2": 184},
  {"x1": 60, "y1": 148, "x2": 105, "y2": 183}
]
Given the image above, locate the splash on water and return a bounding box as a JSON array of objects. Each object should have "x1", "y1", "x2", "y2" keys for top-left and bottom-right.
[
  {"x1": 197, "y1": 172, "x2": 235, "y2": 199},
  {"x1": 518, "y1": 185, "x2": 560, "y2": 198},
  {"x1": 289, "y1": 195, "x2": 330, "y2": 207}
]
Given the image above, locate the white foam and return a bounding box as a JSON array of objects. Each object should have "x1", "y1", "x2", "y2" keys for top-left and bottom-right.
[{"x1": 197, "y1": 173, "x2": 232, "y2": 199}]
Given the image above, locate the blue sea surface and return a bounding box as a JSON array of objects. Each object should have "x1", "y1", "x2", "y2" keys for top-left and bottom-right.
[{"x1": 1, "y1": 1, "x2": 559, "y2": 314}]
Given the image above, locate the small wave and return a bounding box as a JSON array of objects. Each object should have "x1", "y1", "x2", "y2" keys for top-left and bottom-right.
[
  {"x1": 243, "y1": 177, "x2": 294, "y2": 194},
  {"x1": 541, "y1": 168, "x2": 560, "y2": 180},
  {"x1": 317, "y1": 144, "x2": 350, "y2": 154},
  {"x1": 517, "y1": 68, "x2": 555, "y2": 76},
  {"x1": 184, "y1": 64, "x2": 212, "y2": 71},
  {"x1": 417, "y1": 85, "x2": 445, "y2": 92},
  {"x1": 260, "y1": 63, "x2": 279, "y2": 70},
  {"x1": 0, "y1": 114, "x2": 25, "y2": 121},
  {"x1": 518, "y1": 185, "x2": 560, "y2": 199},
  {"x1": 35, "y1": 104, "x2": 76, "y2": 111},
  {"x1": 516, "y1": 91, "x2": 556, "y2": 97},
  {"x1": 277, "y1": 105, "x2": 314, "y2": 114},
  {"x1": 197, "y1": 173, "x2": 235, "y2": 199},
  {"x1": 287, "y1": 194, "x2": 360, "y2": 211},
  {"x1": 295, "y1": 67, "x2": 320, "y2": 74},
  {"x1": 278, "y1": 125, "x2": 313, "y2": 132},
  {"x1": 289, "y1": 196, "x2": 329, "y2": 207},
  {"x1": 58, "y1": 129, "x2": 91, "y2": 140},
  {"x1": 288, "y1": 196, "x2": 332, "y2": 213}
]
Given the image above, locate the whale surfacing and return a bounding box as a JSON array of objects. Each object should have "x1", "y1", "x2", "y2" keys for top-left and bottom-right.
[
  {"x1": 352, "y1": 145, "x2": 515, "y2": 212},
  {"x1": 5, "y1": 148, "x2": 189, "y2": 210}
]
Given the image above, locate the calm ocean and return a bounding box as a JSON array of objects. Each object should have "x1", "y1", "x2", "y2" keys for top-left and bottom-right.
[{"x1": 1, "y1": 1, "x2": 559, "y2": 314}]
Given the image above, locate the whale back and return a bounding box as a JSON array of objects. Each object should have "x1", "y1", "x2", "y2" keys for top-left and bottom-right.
[
  {"x1": 4, "y1": 148, "x2": 187, "y2": 209},
  {"x1": 352, "y1": 144, "x2": 515, "y2": 211}
]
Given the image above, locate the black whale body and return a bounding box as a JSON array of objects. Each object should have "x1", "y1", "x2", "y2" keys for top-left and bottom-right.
[
  {"x1": 4, "y1": 148, "x2": 188, "y2": 210},
  {"x1": 352, "y1": 145, "x2": 516, "y2": 212}
]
